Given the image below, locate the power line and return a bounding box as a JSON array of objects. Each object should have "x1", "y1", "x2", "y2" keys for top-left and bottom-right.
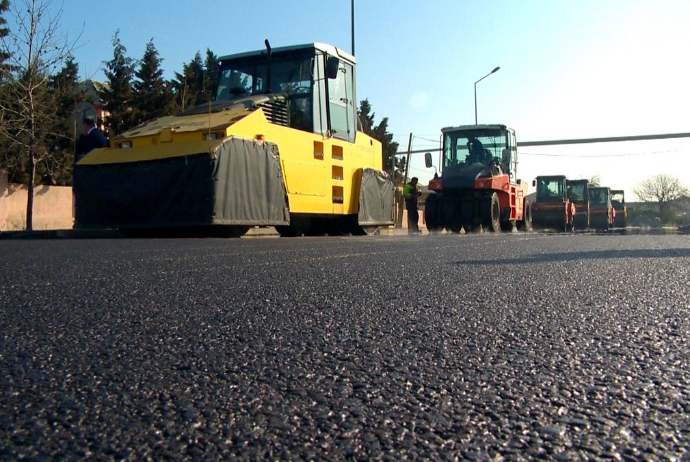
[
  {"x1": 412, "y1": 135, "x2": 439, "y2": 144},
  {"x1": 393, "y1": 133, "x2": 439, "y2": 138},
  {"x1": 520, "y1": 148, "x2": 687, "y2": 158}
]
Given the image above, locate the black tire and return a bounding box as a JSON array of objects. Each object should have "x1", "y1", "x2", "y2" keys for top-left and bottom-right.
[
  {"x1": 484, "y1": 193, "x2": 501, "y2": 233},
  {"x1": 463, "y1": 222, "x2": 481, "y2": 233},
  {"x1": 501, "y1": 220, "x2": 515, "y2": 232},
  {"x1": 517, "y1": 200, "x2": 533, "y2": 232},
  {"x1": 275, "y1": 224, "x2": 299, "y2": 237},
  {"x1": 424, "y1": 194, "x2": 442, "y2": 234}
]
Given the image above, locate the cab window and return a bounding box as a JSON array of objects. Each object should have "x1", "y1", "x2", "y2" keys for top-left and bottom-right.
[{"x1": 328, "y1": 60, "x2": 355, "y2": 142}]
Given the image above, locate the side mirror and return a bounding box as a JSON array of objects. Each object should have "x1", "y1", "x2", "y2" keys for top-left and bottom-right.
[
  {"x1": 532, "y1": 179, "x2": 536, "y2": 187},
  {"x1": 326, "y1": 56, "x2": 340, "y2": 79},
  {"x1": 424, "y1": 152, "x2": 433, "y2": 169}
]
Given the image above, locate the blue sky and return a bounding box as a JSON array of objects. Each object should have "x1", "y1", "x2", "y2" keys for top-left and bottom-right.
[{"x1": 8, "y1": 0, "x2": 690, "y2": 198}]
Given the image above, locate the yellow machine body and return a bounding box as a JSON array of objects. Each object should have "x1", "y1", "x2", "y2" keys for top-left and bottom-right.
[
  {"x1": 75, "y1": 43, "x2": 393, "y2": 235},
  {"x1": 81, "y1": 107, "x2": 382, "y2": 216}
]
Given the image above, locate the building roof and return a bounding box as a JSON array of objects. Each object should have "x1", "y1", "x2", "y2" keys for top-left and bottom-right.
[{"x1": 79, "y1": 80, "x2": 110, "y2": 105}]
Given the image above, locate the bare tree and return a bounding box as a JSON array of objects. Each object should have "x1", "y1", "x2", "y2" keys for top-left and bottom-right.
[
  {"x1": 634, "y1": 173, "x2": 689, "y2": 220},
  {"x1": 588, "y1": 173, "x2": 602, "y2": 187},
  {"x1": 0, "y1": 0, "x2": 80, "y2": 230}
]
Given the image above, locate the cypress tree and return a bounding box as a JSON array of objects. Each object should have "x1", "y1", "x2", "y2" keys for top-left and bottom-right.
[
  {"x1": 102, "y1": 30, "x2": 135, "y2": 136},
  {"x1": 133, "y1": 39, "x2": 169, "y2": 124},
  {"x1": 203, "y1": 48, "x2": 220, "y2": 102},
  {"x1": 358, "y1": 98, "x2": 400, "y2": 179},
  {"x1": 44, "y1": 57, "x2": 85, "y2": 185},
  {"x1": 171, "y1": 52, "x2": 204, "y2": 112},
  {"x1": 0, "y1": 0, "x2": 10, "y2": 79}
]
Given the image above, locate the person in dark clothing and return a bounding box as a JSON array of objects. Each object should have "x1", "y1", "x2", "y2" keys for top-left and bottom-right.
[
  {"x1": 76, "y1": 116, "x2": 107, "y2": 163},
  {"x1": 403, "y1": 177, "x2": 421, "y2": 234},
  {"x1": 467, "y1": 136, "x2": 486, "y2": 164}
]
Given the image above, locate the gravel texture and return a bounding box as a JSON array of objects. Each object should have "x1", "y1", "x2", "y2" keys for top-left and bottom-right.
[{"x1": 1, "y1": 232, "x2": 689, "y2": 459}]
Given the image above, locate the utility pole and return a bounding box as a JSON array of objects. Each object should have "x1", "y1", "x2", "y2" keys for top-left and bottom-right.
[
  {"x1": 403, "y1": 133, "x2": 413, "y2": 186},
  {"x1": 351, "y1": 0, "x2": 355, "y2": 56},
  {"x1": 396, "y1": 133, "x2": 413, "y2": 228}
]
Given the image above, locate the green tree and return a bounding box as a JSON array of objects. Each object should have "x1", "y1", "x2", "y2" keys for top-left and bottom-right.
[
  {"x1": 203, "y1": 48, "x2": 220, "y2": 102},
  {"x1": 358, "y1": 98, "x2": 401, "y2": 182},
  {"x1": 358, "y1": 98, "x2": 375, "y2": 133},
  {"x1": 0, "y1": 0, "x2": 10, "y2": 79},
  {"x1": 102, "y1": 30, "x2": 136, "y2": 136},
  {"x1": 132, "y1": 39, "x2": 170, "y2": 124},
  {"x1": 0, "y1": 0, "x2": 12, "y2": 160},
  {"x1": 43, "y1": 56, "x2": 85, "y2": 185},
  {"x1": 170, "y1": 52, "x2": 204, "y2": 112}
]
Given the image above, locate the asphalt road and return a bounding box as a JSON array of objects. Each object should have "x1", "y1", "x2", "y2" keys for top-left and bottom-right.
[{"x1": 1, "y1": 232, "x2": 689, "y2": 459}]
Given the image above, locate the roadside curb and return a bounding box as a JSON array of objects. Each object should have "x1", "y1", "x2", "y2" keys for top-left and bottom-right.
[
  {"x1": 0, "y1": 228, "x2": 279, "y2": 239},
  {"x1": 0, "y1": 229, "x2": 124, "y2": 240},
  {"x1": 0, "y1": 226, "x2": 407, "y2": 239}
]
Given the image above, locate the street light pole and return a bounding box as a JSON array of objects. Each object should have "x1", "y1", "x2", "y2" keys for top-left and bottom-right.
[
  {"x1": 351, "y1": 0, "x2": 355, "y2": 56},
  {"x1": 474, "y1": 66, "x2": 500, "y2": 124}
]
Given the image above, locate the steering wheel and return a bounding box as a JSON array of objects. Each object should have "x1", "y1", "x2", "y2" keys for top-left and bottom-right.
[
  {"x1": 290, "y1": 85, "x2": 311, "y2": 95},
  {"x1": 229, "y1": 87, "x2": 250, "y2": 96}
]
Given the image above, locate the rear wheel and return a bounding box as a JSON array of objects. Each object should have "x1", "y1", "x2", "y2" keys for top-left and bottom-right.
[
  {"x1": 483, "y1": 193, "x2": 501, "y2": 232},
  {"x1": 501, "y1": 220, "x2": 515, "y2": 232},
  {"x1": 463, "y1": 223, "x2": 479, "y2": 233},
  {"x1": 517, "y1": 200, "x2": 533, "y2": 232},
  {"x1": 424, "y1": 194, "x2": 442, "y2": 234}
]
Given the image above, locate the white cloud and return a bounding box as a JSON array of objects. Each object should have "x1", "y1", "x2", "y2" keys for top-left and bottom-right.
[{"x1": 409, "y1": 92, "x2": 428, "y2": 110}]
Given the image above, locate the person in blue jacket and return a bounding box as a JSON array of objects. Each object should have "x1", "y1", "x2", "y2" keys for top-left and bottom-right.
[{"x1": 76, "y1": 116, "x2": 107, "y2": 163}]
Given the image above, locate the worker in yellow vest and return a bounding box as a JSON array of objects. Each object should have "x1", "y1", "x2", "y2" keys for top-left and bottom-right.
[{"x1": 403, "y1": 177, "x2": 421, "y2": 234}]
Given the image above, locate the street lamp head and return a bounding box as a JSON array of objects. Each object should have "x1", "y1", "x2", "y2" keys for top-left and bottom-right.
[{"x1": 474, "y1": 66, "x2": 501, "y2": 124}]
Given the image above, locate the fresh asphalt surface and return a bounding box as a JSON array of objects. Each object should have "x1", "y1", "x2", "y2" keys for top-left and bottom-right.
[{"x1": 1, "y1": 231, "x2": 689, "y2": 459}]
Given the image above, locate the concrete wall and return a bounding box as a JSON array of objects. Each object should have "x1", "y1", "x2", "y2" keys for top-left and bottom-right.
[
  {"x1": 0, "y1": 169, "x2": 8, "y2": 231},
  {"x1": 0, "y1": 169, "x2": 74, "y2": 231}
]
